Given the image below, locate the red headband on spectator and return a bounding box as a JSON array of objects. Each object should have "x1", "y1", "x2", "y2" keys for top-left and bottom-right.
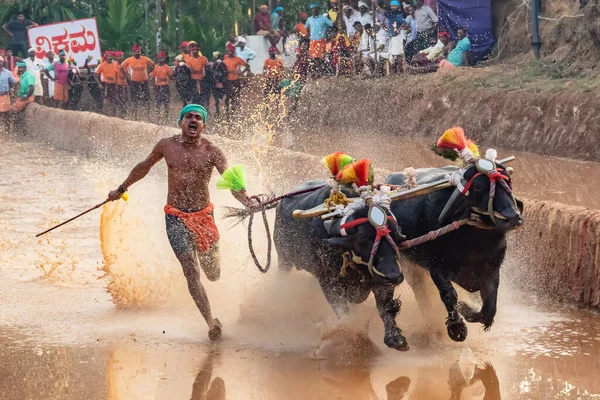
[
  {"x1": 157, "y1": 51, "x2": 167, "y2": 58},
  {"x1": 438, "y1": 31, "x2": 450, "y2": 39},
  {"x1": 226, "y1": 43, "x2": 235, "y2": 52},
  {"x1": 132, "y1": 44, "x2": 142, "y2": 51}
]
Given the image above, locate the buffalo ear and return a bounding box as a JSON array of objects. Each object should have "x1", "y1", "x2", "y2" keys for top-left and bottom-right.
[
  {"x1": 515, "y1": 197, "x2": 524, "y2": 214},
  {"x1": 326, "y1": 236, "x2": 355, "y2": 249}
]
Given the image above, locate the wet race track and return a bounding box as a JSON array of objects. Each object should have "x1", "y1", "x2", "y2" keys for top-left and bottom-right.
[{"x1": 2, "y1": 134, "x2": 600, "y2": 400}]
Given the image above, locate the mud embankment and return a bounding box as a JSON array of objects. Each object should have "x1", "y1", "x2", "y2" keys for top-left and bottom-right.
[
  {"x1": 293, "y1": 72, "x2": 600, "y2": 162},
  {"x1": 23, "y1": 104, "x2": 600, "y2": 309}
]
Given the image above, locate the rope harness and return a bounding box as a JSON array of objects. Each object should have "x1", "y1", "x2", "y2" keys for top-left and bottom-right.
[{"x1": 462, "y1": 168, "x2": 516, "y2": 226}]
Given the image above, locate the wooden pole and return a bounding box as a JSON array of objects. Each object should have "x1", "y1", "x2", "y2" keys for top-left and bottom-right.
[{"x1": 155, "y1": 0, "x2": 161, "y2": 52}]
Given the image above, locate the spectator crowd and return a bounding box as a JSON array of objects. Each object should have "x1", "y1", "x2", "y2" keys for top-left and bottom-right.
[{"x1": 0, "y1": 1, "x2": 473, "y2": 130}]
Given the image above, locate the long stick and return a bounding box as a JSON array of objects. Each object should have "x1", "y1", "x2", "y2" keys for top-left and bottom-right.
[{"x1": 35, "y1": 200, "x2": 109, "y2": 237}]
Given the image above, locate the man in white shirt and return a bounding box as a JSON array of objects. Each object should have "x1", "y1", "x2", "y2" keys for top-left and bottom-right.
[
  {"x1": 41, "y1": 50, "x2": 55, "y2": 102},
  {"x1": 414, "y1": 0, "x2": 438, "y2": 34},
  {"x1": 234, "y1": 37, "x2": 257, "y2": 63},
  {"x1": 357, "y1": 1, "x2": 372, "y2": 26},
  {"x1": 343, "y1": 5, "x2": 360, "y2": 36},
  {"x1": 24, "y1": 47, "x2": 44, "y2": 104}
]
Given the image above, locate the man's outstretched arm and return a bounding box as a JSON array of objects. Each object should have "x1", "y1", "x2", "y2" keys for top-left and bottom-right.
[{"x1": 108, "y1": 140, "x2": 165, "y2": 200}]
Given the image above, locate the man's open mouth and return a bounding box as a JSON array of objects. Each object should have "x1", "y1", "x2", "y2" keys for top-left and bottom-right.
[{"x1": 189, "y1": 123, "x2": 198, "y2": 133}]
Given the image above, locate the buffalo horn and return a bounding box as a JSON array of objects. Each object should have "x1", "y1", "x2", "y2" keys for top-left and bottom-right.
[
  {"x1": 292, "y1": 197, "x2": 358, "y2": 219},
  {"x1": 438, "y1": 187, "x2": 466, "y2": 224}
]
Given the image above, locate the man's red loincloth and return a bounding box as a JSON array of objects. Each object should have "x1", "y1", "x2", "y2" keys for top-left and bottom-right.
[{"x1": 164, "y1": 203, "x2": 220, "y2": 252}]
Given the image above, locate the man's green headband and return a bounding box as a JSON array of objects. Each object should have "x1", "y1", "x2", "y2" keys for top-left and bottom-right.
[{"x1": 178, "y1": 104, "x2": 207, "y2": 124}]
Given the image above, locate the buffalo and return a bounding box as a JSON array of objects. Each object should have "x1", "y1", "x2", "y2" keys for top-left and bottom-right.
[
  {"x1": 274, "y1": 181, "x2": 410, "y2": 350},
  {"x1": 386, "y1": 159, "x2": 523, "y2": 342}
]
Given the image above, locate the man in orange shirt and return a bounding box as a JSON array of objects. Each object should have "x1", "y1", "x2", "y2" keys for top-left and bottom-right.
[
  {"x1": 120, "y1": 44, "x2": 155, "y2": 121},
  {"x1": 179, "y1": 41, "x2": 192, "y2": 63},
  {"x1": 187, "y1": 42, "x2": 210, "y2": 109},
  {"x1": 149, "y1": 51, "x2": 173, "y2": 125},
  {"x1": 263, "y1": 47, "x2": 283, "y2": 103},
  {"x1": 223, "y1": 43, "x2": 249, "y2": 122},
  {"x1": 113, "y1": 50, "x2": 128, "y2": 118},
  {"x1": 94, "y1": 51, "x2": 118, "y2": 116}
]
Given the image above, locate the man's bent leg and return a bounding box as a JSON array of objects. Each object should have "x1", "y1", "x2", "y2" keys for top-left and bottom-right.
[
  {"x1": 165, "y1": 214, "x2": 221, "y2": 340},
  {"x1": 197, "y1": 244, "x2": 221, "y2": 282}
]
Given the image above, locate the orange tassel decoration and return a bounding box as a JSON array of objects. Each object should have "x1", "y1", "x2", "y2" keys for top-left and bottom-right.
[
  {"x1": 336, "y1": 159, "x2": 373, "y2": 187},
  {"x1": 433, "y1": 127, "x2": 480, "y2": 161},
  {"x1": 322, "y1": 152, "x2": 354, "y2": 176}
]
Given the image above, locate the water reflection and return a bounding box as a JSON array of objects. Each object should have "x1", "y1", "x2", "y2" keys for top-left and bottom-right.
[
  {"x1": 448, "y1": 360, "x2": 500, "y2": 400},
  {"x1": 190, "y1": 352, "x2": 226, "y2": 400}
]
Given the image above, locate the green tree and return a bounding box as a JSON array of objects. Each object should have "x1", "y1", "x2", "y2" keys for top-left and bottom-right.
[
  {"x1": 96, "y1": 0, "x2": 147, "y2": 54},
  {"x1": 0, "y1": 0, "x2": 86, "y2": 25}
]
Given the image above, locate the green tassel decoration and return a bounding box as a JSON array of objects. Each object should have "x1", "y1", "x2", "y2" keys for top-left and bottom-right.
[{"x1": 216, "y1": 164, "x2": 247, "y2": 192}]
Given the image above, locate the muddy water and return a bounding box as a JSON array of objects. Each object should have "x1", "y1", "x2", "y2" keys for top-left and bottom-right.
[
  {"x1": 2, "y1": 134, "x2": 600, "y2": 400},
  {"x1": 276, "y1": 127, "x2": 600, "y2": 210}
]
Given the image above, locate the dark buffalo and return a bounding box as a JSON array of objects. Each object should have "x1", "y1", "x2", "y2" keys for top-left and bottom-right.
[
  {"x1": 386, "y1": 161, "x2": 523, "y2": 342},
  {"x1": 274, "y1": 180, "x2": 409, "y2": 350}
]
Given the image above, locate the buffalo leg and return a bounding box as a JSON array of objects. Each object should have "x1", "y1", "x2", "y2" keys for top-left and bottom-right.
[
  {"x1": 429, "y1": 269, "x2": 467, "y2": 342},
  {"x1": 318, "y1": 276, "x2": 350, "y2": 317},
  {"x1": 457, "y1": 270, "x2": 499, "y2": 331},
  {"x1": 373, "y1": 286, "x2": 409, "y2": 351}
]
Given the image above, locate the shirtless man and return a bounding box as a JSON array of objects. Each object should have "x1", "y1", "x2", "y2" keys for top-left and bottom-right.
[{"x1": 108, "y1": 104, "x2": 253, "y2": 340}]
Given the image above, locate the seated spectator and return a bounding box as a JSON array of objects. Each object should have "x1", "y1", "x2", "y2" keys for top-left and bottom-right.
[
  {"x1": 439, "y1": 26, "x2": 471, "y2": 70},
  {"x1": 255, "y1": 5, "x2": 280, "y2": 47},
  {"x1": 411, "y1": 31, "x2": 449, "y2": 66},
  {"x1": 271, "y1": 6, "x2": 288, "y2": 55}
]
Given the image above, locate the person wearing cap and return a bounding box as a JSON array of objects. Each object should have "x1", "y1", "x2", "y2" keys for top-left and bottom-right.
[
  {"x1": 223, "y1": 42, "x2": 249, "y2": 122},
  {"x1": 305, "y1": 4, "x2": 334, "y2": 76},
  {"x1": 149, "y1": 51, "x2": 173, "y2": 125},
  {"x1": 387, "y1": 1, "x2": 408, "y2": 73},
  {"x1": 343, "y1": 5, "x2": 360, "y2": 37},
  {"x1": 173, "y1": 55, "x2": 195, "y2": 107},
  {"x1": 187, "y1": 42, "x2": 210, "y2": 108},
  {"x1": 120, "y1": 44, "x2": 155, "y2": 121},
  {"x1": 11, "y1": 61, "x2": 35, "y2": 111},
  {"x1": 411, "y1": 30, "x2": 449, "y2": 67},
  {"x1": 0, "y1": 56, "x2": 17, "y2": 131},
  {"x1": 357, "y1": 1, "x2": 372, "y2": 26},
  {"x1": 271, "y1": 6, "x2": 288, "y2": 55},
  {"x1": 263, "y1": 46, "x2": 284, "y2": 103},
  {"x1": 44, "y1": 50, "x2": 70, "y2": 109},
  {"x1": 255, "y1": 5, "x2": 280, "y2": 47},
  {"x1": 179, "y1": 41, "x2": 192, "y2": 63},
  {"x1": 234, "y1": 36, "x2": 256, "y2": 64},
  {"x1": 94, "y1": 51, "x2": 118, "y2": 116},
  {"x1": 24, "y1": 47, "x2": 44, "y2": 104},
  {"x1": 107, "y1": 104, "x2": 255, "y2": 342}
]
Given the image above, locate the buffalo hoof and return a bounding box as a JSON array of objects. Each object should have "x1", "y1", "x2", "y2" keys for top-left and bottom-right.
[
  {"x1": 457, "y1": 301, "x2": 482, "y2": 323},
  {"x1": 384, "y1": 329, "x2": 410, "y2": 351},
  {"x1": 447, "y1": 319, "x2": 468, "y2": 342}
]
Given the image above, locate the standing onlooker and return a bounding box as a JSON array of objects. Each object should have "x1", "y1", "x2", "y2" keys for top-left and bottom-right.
[
  {"x1": 328, "y1": 0, "x2": 338, "y2": 23},
  {"x1": 404, "y1": 5, "x2": 418, "y2": 44},
  {"x1": 44, "y1": 50, "x2": 70, "y2": 109},
  {"x1": 357, "y1": 2, "x2": 372, "y2": 26},
  {"x1": 2, "y1": 12, "x2": 38, "y2": 58},
  {"x1": 187, "y1": 42, "x2": 210, "y2": 107},
  {"x1": 113, "y1": 51, "x2": 128, "y2": 117},
  {"x1": 42, "y1": 50, "x2": 55, "y2": 105},
  {"x1": 343, "y1": 6, "x2": 360, "y2": 37},
  {"x1": 24, "y1": 47, "x2": 44, "y2": 104},
  {"x1": 234, "y1": 37, "x2": 257, "y2": 64},
  {"x1": 387, "y1": 1, "x2": 407, "y2": 73},
  {"x1": 223, "y1": 43, "x2": 249, "y2": 121},
  {"x1": 255, "y1": 5, "x2": 280, "y2": 47},
  {"x1": 149, "y1": 51, "x2": 172, "y2": 125},
  {"x1": 173, "y1": 56, "x2": 194, "y2": 106},
  {"x1": 263, "y1": 47, "x2": 284, "y2": 102},
  {"x1": 120, "y1": 44, "x2": 154, "y2": 121},
  {"x1": 406, "y1": 0, "x2": 438, "y2": 61},
  {"x1": 0, "y1": 56, "x2": 17, "y2": 132},
  {"x1": 209, "y1": 52, "x2": 227, "y2": 117},
  {"x1": 95, "y1": 51, "x2": 118, "y2": 115},
  {"x1": 271, "y1": 6, "x2": 288, "y2": 55},
  {"x1": 305, "y1": 4, "x2": 334, "y2": 77}
]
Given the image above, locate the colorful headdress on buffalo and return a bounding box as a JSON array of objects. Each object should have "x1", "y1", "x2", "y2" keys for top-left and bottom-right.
[
  {"x1": 432, "y1": 127, "x2": 479, "y2": 164},
  {"x1": 67, "y1": 56, "x2": 76, "y2": 65},
  {"x1": 336, "y1": 159, "x2": 374, "y2": 187},
  {"x1": 322, "y1": 152, "x2": 354, "y2": 177}
]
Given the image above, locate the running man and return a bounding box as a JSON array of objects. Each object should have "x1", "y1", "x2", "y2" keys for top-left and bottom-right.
[{"x1": 107, "y1": 104, "x2": 255, "y2": 341}]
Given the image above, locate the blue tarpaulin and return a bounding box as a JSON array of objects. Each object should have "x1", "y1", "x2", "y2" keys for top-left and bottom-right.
[{"x1": 437, "y1": 0, "x2": 495, "y2": 61}]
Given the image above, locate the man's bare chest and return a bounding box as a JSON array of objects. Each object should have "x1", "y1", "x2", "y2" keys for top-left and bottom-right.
[{"x1": 164, "y1": 146, "x2": 214, "y2": 173}]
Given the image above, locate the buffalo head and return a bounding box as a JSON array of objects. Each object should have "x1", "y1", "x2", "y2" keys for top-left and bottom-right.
[
  {"x1": 323, "y1": 205, "x2": 405, "y2": 285},
  {"x1": 438, "y1": 159, "x2": 523, "y2": 231}
]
